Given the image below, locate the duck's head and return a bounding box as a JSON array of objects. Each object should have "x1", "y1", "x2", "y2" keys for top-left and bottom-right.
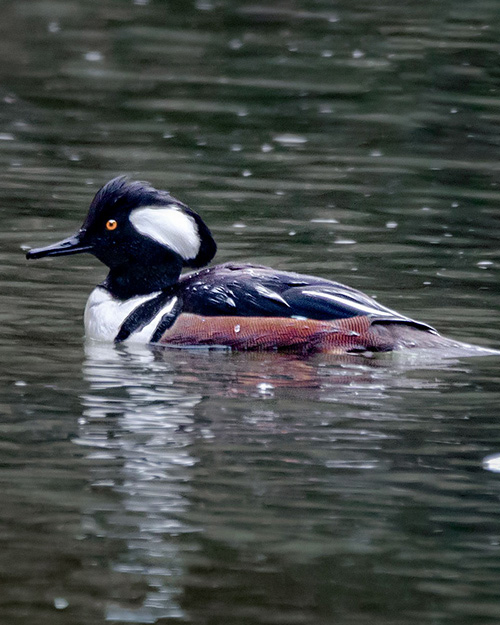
[{"x1": 26, "y1": 176, "x2": 217, "y2": 298}]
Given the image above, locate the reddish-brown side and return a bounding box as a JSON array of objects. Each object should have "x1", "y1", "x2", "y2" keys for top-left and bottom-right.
[{"x1": 157, "y1": 313, "x2": 451, "y2": 353}]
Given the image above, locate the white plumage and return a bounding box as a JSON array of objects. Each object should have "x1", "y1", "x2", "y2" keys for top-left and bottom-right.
[
  {"x1": 130, "y1": 205, "x2": 200, "y2": 261},
  {"x1": 84, "y1": 287, "x2": 179, "y2": 343}
]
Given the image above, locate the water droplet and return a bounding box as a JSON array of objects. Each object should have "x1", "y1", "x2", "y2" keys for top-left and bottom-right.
[
  {"x1": 195, "y1": 0, "x2": 214, "y2": 9},
  {"x1": 234, "y1": 324, "x2": 241, "y2": 333},
  {"x1": 84, "y1": 51, "x2": 103, "y2": 62},
  {"x1": 257, "y1": 382, "x2": 274, "y2": 395},
  {"x1": 273, "y1": 133, "x2": 307, "y2": 146},
  {"x1": 54, "y1": 598, "x2": 69, "y2": 610},
  {"x1": 483, "y1": 454, "x2": 500, "y2": 472}
]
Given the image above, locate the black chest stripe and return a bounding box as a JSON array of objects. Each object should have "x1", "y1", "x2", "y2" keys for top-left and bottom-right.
[
  {"x1": 150, "y1": 300, "x2": 183, "y2": 343},
  {"x1": 115, "y1": 291, "x2": 180, "y2": 343}
]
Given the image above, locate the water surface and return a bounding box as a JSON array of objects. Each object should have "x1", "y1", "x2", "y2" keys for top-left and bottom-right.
[{"x1": 2, "y1": 1, "x2": 500, "y2": 623}]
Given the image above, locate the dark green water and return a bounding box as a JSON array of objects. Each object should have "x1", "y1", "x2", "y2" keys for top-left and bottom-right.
[{"x1": 2, "y1": 1, "x2": 500, "y2": 623}]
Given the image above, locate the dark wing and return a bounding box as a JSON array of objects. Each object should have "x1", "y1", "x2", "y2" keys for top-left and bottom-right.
[{"x1": 179, "y1": 263, "x2": 435, "y2": 332}]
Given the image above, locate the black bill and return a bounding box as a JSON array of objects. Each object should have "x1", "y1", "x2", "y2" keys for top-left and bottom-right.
[{"x1": 26, "y1": 233, "x2": 92, "y2": 259}]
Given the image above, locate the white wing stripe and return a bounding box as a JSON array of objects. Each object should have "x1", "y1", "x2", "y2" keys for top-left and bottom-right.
[
  {"x1": 254, "y1": 284, "x2": 290, "y2": 306},
  {"x1": 301, "y1": 289, "x2": 396, "y2": 317}
]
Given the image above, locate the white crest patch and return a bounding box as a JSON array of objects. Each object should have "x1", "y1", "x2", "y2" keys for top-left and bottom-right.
[{"x1": 130, "y1": 204, "x2": 200, "y2": 261}]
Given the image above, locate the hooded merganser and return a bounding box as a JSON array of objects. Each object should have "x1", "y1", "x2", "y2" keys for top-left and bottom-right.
[{"x1": 26, "y1": 176, "x2": 464, "y2": 353}]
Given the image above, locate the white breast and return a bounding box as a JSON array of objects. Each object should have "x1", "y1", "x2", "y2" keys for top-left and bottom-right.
[{"x1": 84, "y1": 287, "x2": 174, "y2": 343}]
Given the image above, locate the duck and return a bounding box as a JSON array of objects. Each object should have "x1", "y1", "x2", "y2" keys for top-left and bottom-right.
[{"x1": 26, "y1": 176, "x2": 469, "y2": 354}]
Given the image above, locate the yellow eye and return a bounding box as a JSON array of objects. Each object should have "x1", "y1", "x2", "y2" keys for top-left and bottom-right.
[{"x1": 106, "y1": 219, "x2": 118, "y2": 231}]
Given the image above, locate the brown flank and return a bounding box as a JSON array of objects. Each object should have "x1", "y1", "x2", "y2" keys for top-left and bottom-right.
[{"x1": 157, "y1": 313, "x2": 452, "y2": 354}]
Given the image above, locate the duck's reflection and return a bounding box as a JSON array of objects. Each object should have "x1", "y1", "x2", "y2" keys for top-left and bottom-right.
[
  {"x1": 79, "y1": 342, "x2": 203, "y2": 622},
  {"x1": 76, "y1": 341, "x2": 473, "y2": 622}
]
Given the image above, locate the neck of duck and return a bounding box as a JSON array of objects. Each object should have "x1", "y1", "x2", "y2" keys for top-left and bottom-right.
[{"x1": 103, "y1": 258, "x2": 183, "y2": 300}]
